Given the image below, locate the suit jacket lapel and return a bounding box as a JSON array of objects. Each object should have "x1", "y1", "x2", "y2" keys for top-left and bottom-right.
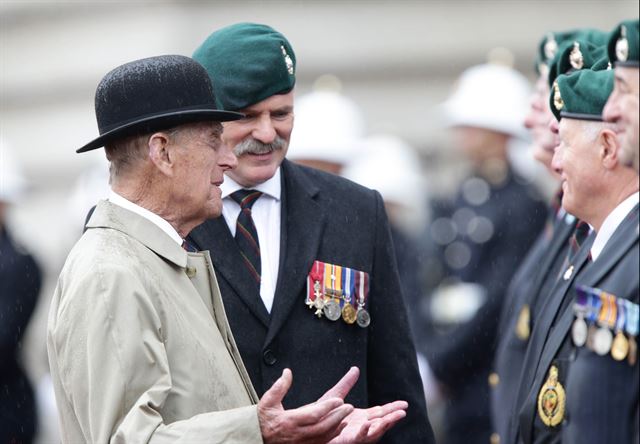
[
  {"x1": 528, "y1": 216, "x2": 577, "y2": 299},
  {"x1": 188, "y1": 216, "x2": 271, "y2": 327},
  {"x1": 519, "y1": 205, "x2": 639, "y2": 443},
  {"x1": 266, "y1": 160, "x2": 327, "y2": 345}
]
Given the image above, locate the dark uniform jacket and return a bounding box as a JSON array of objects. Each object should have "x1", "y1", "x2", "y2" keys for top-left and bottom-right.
[
  {"x1": 491, "y1": 207, "x2": 577, "y2": 442},
  {"x1": 188, "y1": 159, "x2": 435, "y2": 444},
  {"x1": 513, "y1": 205, "x2": 639, "y2": 444},
  {"x1": 0, "y1": 228, "x2": 41, "y2": 443},
  {"x1": 419, "y1": 169, "x2": 546, "y2": 444}
]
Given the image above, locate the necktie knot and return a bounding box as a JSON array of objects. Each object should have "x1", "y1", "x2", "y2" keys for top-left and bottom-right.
[
  {"x1": 573, "y1": 220, "x2": 591, "y2": 250},
  {"x1": 231, "y1": 189, "x2": 262, "y2": 210}
]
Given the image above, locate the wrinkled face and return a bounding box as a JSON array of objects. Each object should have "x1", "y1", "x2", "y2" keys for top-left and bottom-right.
[
  {"x1": 222, "y1": 91, "x2": 295, "y2": 187},
  {"x1": 171, "y1": 121, "x2": 236, "y2": 223},
  {"x1": 552, "y1": 119, "x2": 603, "y2": 219},
  {"x1": 524, "y1": 75, "x2": 560, "y2": 176},
  {"x1": 603, "y1": 67, "x2": 639, "y2": 171}
]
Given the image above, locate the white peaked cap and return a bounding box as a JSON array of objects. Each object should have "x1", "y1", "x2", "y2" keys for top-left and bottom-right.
[
  {"x1": 0, "y1": 138, "x2": 27, "y2": 203},
  {"x1": 288, "y1": 90, "x2": 366, "y2": 164},
  {"x1": 443, "y1": 63, "x2": 531, "y2": 140},
  {"x1": 342, "y1": 134, "x2": 426, "y2": 209}
]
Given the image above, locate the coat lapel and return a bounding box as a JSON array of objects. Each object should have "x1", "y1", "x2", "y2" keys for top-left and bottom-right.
[
  {"x1": 519, "y1": 205, "x2": 639, "y2": 443},
  {"x1": 265, "y1": 160, "x2": 327, "y2": 345},
  {"x1": 188, "y1": 216, "x2": 271, "y2": 327}
]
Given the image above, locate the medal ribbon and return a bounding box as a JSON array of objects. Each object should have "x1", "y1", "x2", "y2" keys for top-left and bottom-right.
[
  {"x1": 324, "y1": 263, "x2": 342, "y2": 298},
  {"x1": 574, "y1": 290, "x2": 588, "y2": 316},
  {"x1": 342, "y1": 267, "x2": 355, "y2": 308},
  {"x1": 615, "y1": 298, "x2": 626, "y2": 333},
  {"x1": 598, "y1": 292, "x2": 617, "y2": 329},
  {"x1": 625, "y1": 299, "x2": 640, "y2": 337},
  {"x1": 585, "y1": 291, "x2": 601, "y2": 324},
  {"x1": 307, "y1": 261, "x2": 325, "y2": 303}
]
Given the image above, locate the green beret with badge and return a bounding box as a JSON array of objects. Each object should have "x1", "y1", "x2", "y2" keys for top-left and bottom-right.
[
  {"x1": 193, "y1": 22, "x2": 296, "y2": 111},
  {"x1": 535, "y1": 28, "x2": 607, "y2": 77},
  {"x1": 607, "y1": 19, "x2": 640, "y2": 67},
  {"x1": 547, "y1": 38, "x2": 608, "y2": 87},
  {"x1": 550, "y1": 65, "x2": 614, "y2": 122}
]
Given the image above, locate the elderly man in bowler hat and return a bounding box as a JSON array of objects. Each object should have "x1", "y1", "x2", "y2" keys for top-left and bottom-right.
[
  {"x1": 47, "y1": 54, "x2": 401, "y2": 443},
  {"x1": 188, "y1": 23, "x2": 435, "y2": 444}
]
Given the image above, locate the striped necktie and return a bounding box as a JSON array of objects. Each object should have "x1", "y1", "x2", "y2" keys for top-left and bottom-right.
[{"x1": 230, "y1": 189, "x2": 263, "y2": 285}]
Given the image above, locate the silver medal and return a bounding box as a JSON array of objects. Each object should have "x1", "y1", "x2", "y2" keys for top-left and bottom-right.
[
  {"x1": 592, "y1": 327, "x2": 613, "y2": 356},
  {"x1": 572, "y1": 317, "x2": 588, "y2": 347},
  {"x1": 356, "y1": 308, "x2": 371, "y2": 328},
  {"x1": 323, "y1": 300, "x2": 342, "y2": 321}
]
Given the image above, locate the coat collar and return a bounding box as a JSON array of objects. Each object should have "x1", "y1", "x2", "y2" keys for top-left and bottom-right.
[{"x1": 87, "y1": 200, "x2": 187, "y2": 269}]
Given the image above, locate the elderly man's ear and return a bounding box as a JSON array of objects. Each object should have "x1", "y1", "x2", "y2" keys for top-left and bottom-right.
[
  {"x1": 148, "y1": 132, "x2": 176, "y2": 176},
  {"x1": 599, "y1": 129, "x2": 621, "y2": 169}
]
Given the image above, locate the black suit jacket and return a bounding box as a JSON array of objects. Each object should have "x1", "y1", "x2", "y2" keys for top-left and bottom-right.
[
  {"x1": 491, "y1": 211, "x2": 577, "y2": 441},
  {"x1": 514, "y1": 205, "x2": 639, "y2": 444},
  {"x1": 188, "y1": 159, "x2": 435, "y2": 444}
]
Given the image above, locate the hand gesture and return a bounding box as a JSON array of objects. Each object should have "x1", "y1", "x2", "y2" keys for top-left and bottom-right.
[
  {"x1": 258, "y1": 369, "x2": 354, "y2": 444},
  {"x1": 320, "y1": 366, "x2": 409, "y2": 444}
]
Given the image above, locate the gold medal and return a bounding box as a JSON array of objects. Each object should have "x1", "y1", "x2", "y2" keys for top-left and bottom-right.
[
  {"x1": 611, "y1": 331, "x2": 629, "y2": 361},
  {"x1": 515, "y1": 304, "x2": 531, "y2": 341},
  {"x1": 537, "y1": 365, "x2": 565, "y2": 427},
  {"x1": 341, "y1": 303, "x2": 357, "y2": 324},
  {"x1": 628, "y1": 336, "x2": 638, "y2": 366}
]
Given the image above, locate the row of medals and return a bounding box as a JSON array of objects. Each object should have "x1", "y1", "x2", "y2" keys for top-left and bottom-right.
[
  {"x1": 307, "y1": 280, "x2": 370, "y2": 328},
  {"x1": 572, "y1": 316, "x2": 637, "y2": 365}
]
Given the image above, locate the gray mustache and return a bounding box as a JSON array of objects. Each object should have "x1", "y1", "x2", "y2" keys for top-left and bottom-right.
[{"x1": 233, "y1": 136, "x2": 286, "y2": 156}]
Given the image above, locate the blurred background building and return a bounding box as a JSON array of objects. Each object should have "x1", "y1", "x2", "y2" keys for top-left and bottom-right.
[{"x1": 1, "y1": 1, "x2": 637, "y2": 442}]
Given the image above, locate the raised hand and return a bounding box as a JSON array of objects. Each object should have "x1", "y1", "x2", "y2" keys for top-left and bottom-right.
[{"x1": 258, "y1": 368, "x2": 354, "y2": 444}]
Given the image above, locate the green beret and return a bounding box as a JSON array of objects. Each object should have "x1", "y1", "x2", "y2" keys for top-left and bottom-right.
[
  {"x1": 535, "y1": 28, "x2": 606, "y2": 76},
  {"x1": 607, "y1": 19, "x2": 640, "y2": 67},
  {"x1": 550, "y1": 67, "x2": 614, "y2": 122},
  {"x1": 547, "y1": 39, "x2": 608, "y2": 87},
  {"x1": 193, "y1": 23, "x2": 296, "y2": 111}
]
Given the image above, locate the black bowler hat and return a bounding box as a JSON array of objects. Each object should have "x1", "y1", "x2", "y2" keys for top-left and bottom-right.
[{"x1": 77, "y1": 55, "x2": 243, "y2": 153}]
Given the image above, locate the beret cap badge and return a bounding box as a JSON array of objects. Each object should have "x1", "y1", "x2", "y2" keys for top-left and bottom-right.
[
  {"x1": 281, "y1": 45, "x2": 294, "y2": 75},
  {"x1": 544, "y1": 33, "x2": 559, "y2": 60},
  {"x1": 553, "y1": 80, "x2": 564, "y2": 111},
  {"x1": 569, "y1": 42, "x2": 585, "y2": 70},
  {"x1": 616, "y1": 25, "x2": 629, "y2": 62}
]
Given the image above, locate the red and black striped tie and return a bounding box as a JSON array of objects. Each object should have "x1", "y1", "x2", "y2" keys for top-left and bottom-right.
[{"x1": 231, "y1": 189, "x2": 263, "y2": 285}]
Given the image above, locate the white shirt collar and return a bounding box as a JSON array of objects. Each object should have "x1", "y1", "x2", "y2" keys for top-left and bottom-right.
[
  {"x1": 221, "y1": 167, "x2": 282, "y2": 201},
  {"x1": 591, "y1": 191, "x2": 639, "y2": 261},
  {"x1": 108, "y1": 190, "x2": 184, "y2": 246}
]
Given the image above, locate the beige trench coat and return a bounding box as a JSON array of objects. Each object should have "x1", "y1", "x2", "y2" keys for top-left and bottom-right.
[{"x1": 47, "y1": 200, "x2": 262, "y2": 443}]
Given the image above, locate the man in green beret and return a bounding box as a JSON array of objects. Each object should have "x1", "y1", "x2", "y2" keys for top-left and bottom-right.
[
  {"x1": 511, "y1": 67, "x2": 639, "y2": 444},
  {"x1": 188, "y1": 23, "x2": 435, "y2": 443},
  {"x1": 604, "y1": 19, "x2": 640, "y2": 172},
  {"x1": 491, "y1": 28, "x2": 607, "y2": 444}
]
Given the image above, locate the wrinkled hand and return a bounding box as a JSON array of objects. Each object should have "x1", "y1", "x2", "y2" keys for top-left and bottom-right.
[
  {"x1": 328, "y1": 401, "x2": 408, "y2": 444},
  {"x1": 258, "y1": 369, "x2": 354, "y2": 444},
  {"x1": 320, "y1": 367, "x2": 408, "y2": 443}
]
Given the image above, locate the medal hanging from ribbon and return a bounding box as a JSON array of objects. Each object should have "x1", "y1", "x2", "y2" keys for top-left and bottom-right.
[
  {"x1": 594, "y1": 292, "x2": 617, "y2": 356},
  {"x1": 355, "y1": 270, "x2": 370, "y2": 328},
  {"x1": 572, "y1": 291, "x2": 589, "y2": 347},
  {"x1": 611, "y1": 298, "x2": 628, "y2": 361},
  {"x1": 625, "y1": 299, "x2": 639, "y2": 365},
  {"x1": 306, "y1": 261, "x2": 326, "y2": 317},
  {"x1": 341, "y1": 267, "x2": 357, "y2": 324},
  {"x1": 323, "y1": 263, "x2": 343, "y2": 321}
]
